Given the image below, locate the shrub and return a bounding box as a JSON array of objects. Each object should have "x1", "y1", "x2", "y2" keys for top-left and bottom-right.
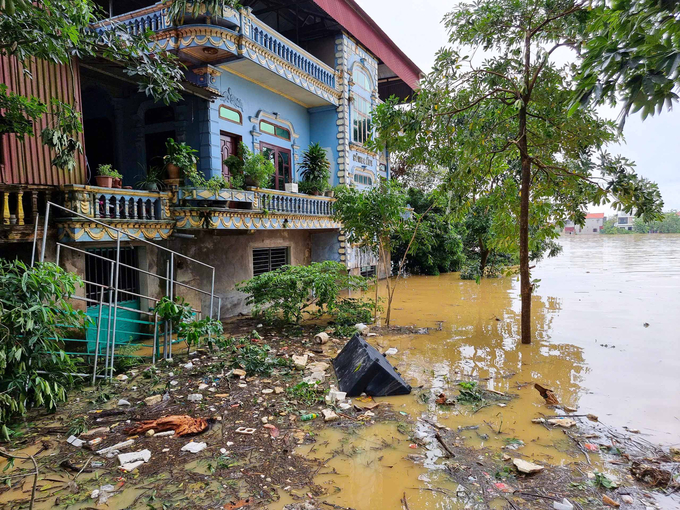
[
  {"x1": 224, "y1": 142, "x2": 276, "y2": 189},
  {"x1": 236, "y1": 261, "x2": 369, "y2": 324},
  {"x1": 332, "y1": 298, "x2": 376, "y2": 326},
  {"x1": 228, "y1": 343, "x2": 290, "y2": 376},
  {"x1": 0, "y1": 260, "x2": 90, "y2": 438},
  {"x1": 299, "y1": 142, "x2": 330, "y2": 194}
]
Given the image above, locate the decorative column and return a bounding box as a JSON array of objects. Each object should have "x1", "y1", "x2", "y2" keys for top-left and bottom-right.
[
  {"x1": 2, "y1": 192, "x2": 9, "y2": 225},
  {"x1": 16, "y1": 191, "x2": 24, "y2": 226}
]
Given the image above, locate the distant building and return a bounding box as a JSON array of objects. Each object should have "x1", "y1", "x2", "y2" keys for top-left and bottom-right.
[
  {"x1": 584, "y1": 213, "x2": 605, "y2": 234},
  {"x1": 563, "y1": 213, "x2": 604, "y2": 234},
  {"x1": 615, "y1": 213, "x2": 635, "y2": 231}
]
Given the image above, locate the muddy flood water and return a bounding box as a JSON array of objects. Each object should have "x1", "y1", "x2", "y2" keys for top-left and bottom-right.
[{"x1": 274, "y1": 234, "x2": 680, "y2": 510}]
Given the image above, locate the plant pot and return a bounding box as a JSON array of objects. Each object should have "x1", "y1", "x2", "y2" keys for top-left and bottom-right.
[
  {"x1": 113, "y1": 178, "x2": 122, "y2": 188},
  {"x1": 95, "y1": 175, "x2": 113, "y2": 188},
  {"x1": 166, "y1": 163, "x2": 180, "y2": 179},
  {"x1": 141, "y1": 182, "x2": 159, "y2": 191},
  {"x1": 324, "y1": 190, "x2": 335, "y2": 198},
  {"x1": 244, "y1": 176, "x2": 258, "y2": 188}
]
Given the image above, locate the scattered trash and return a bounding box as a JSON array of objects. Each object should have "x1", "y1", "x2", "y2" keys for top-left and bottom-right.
[
  {"x1": 183, "y1": 362, "x2": 194, "y2": 369},
  {"x1": 292, "y1": 354, "x2": 308, "y2": 370},
  {"x1": 435, "y1": 393, "x2": 455, "y2": 405},
  {"x1": 81, "y1": 427, "x2": 108, "y2": 437},
  {"x1": 547, "y1": 418, "x2": 577, "y2": 428},
  {"x1": 125, "y1": 415, "x2": 210, "y2": 436},
  {"x1": 117, "y1": 399, "x2": 131, "y2": 406},
  {"x1": 494, "y1": 482, "x2": 514, "y2": 493},
  {"x1": 115, "y1": 374, "x2": 128, "y2": 381},
  {"x1": 120, "y1": 460, "x2": 145, "y2": 471},
  {"x1": 531, "y1": 418, "x2": 546, "y2": 424},
  {"x1": 67, "y1": 435, "x2": 85, "y2": 448},
  {"x1": 187, "y1": 393, "x2": 203, "y2": 402},
  {"x1": 384, "y1": 347, "x2": 398, "y2": 356},
  {"x1": 235, "y1": 427, "x2": 256, "y2": 435},
  {"x1": 86, "y1": 437, "x2": 103, "y2": 448},
  {"x1": 314, "y1": 332, "x2": 329, "y2": 344},
  {"x1": 262, "y1": 388, "x2": 274, "y2": 394},
  {"x1": 145, "y1": 429, "x2": 155, "y2": 437},
  {"x1": 181, "y1": 441, "x2": 207, "y2": 454},
  {"x1": 144, "y1": 394, "x2": 162, "y2": 406},
  {"x1": 534, "y1": 383, "x2": 560, "y2": 405},
  {"x1": 91, "y1": 484, "x2": 116, "y2": 505},
  {"x1": 302, "y1": 371, "x2": 325, "y2": 384},
  {"x1": 232, "y1": 369, "x2": 246, "y2": 377},
  {"x1": 630, "y1": 460, "x2": 672, "y2": 487},
  {"x1": 300, "y1": 413, "x2": 318, "y2": 421},
  {"x1": 553, "y1": 498, "x2": 574, "y2": 510},
  {"x1": 583, "y1": 443, "x2": 599, "y2": 452},
  {"x1": 409, "y1": 444, "x2": 418, "y2": 449},
  {"x1": 263, "y1": 423, "x2": 280, "y2": 438},
  {"x1": 513, "y1": 458, "x2": 545, "y2": 474},
  {"x1": 355, "y1": 323, "x2": 369, "y2": 335},
  {"x1": 325, "y1": 387, "x2": 347, "y2": 404},
  {"x1": 643, "y1": 322, "x2": 649, "y2": 328},
  {"x1": 587, "y1": 414, "x2": 599, "y2": 422},
  {"x1": 118, "y1": 449, "x2": 151, "y2": 465},
  {"x1": 563, "y1": 406, "x2": 577, "y2": 412},
  {"x1": 620, "y1": 495, "x2": 634, "y2": 504},
  {"x1": 321, "y1": 409, "x2": 339, "y2": 422},
  {"x1": 275, "y1": 386, "x2": 284, "y2": 394},
  {"x1": 96, "y1": 439, "x2": 135, "y2": 456},
  {"x1": 602, "y1": 495, "x2": 620, "y2": 508},
  {"x1": 154, "y1": 430, "x2": 175, "y2": 438},
  {"x1": 333, "y1": 334, "x2": 411, "y2": 396}
]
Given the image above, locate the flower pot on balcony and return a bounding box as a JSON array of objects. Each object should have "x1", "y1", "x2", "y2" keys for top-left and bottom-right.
[
  {"x1": 95, "y1": 175, "x2": 113, "y2": 188},
  {"x1": 166, "y1": 163, "x2": 180, "y2": 180},
  {"x1": 112, "y1": 178, "x2": 122, "y2": 189},
  {"x1": 245, "y1": 176, "x2": 258, "y2": 188},
  {"x1": 324, "y1": 190, "x2": 335, "y2": 198}
]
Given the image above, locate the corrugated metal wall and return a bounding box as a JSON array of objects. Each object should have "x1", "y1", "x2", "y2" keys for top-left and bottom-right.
[{"x1": 0, "y1": 55, "x2": 87, "y2": 185}]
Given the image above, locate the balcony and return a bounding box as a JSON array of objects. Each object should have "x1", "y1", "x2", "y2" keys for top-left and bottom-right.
[
  {"x1": 172, "y1": 187, "x2": 339, "y2": 231},
  {"x1": 93, "y1": 2, "x2": 339, "y2": 107},
  {"x1": 58, "y1": 185, "x2": 175, "y2": 242},
  {"x1": 0, "y1": 184, "x2": 55, "y2": 242}
]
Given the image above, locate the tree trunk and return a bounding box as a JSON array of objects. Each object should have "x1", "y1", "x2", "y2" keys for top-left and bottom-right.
[
  {"x1": 479, "y1": 236, "x2": 489, "y2": 275},
  {"x1": 518, "y1": 103, "x2": 532, "y2": 344}
]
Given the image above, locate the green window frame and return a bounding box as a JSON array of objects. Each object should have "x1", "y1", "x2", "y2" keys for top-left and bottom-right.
[
  {"x1": 260, "y1": 120, "x2": 291, "y2": 141},
  {"x1": 353, "y1": 172, "x2": 373, "y2": 186},
  {"x1": 353, "y1": 67, "x2": 372, "y2": 91},
  {"x1": 219, "y1": 105, "x2": 242, "y2": 124}
]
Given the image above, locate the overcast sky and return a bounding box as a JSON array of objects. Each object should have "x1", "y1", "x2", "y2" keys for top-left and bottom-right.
[{"x1": 356, "y1": 0, "x2": 680, "y2": 212}]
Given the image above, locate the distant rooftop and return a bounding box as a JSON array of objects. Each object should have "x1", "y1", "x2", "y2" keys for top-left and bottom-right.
[{"x1": 586, "y1": 213, "x2": 605, "y2": 219}]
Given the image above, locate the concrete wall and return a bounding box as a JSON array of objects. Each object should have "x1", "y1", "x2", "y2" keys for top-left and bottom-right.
[{"x1": 169, "y1": 229, "x2": 314, "y2": 318}]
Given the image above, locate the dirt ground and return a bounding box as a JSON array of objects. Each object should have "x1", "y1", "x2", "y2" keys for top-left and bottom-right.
[{"x1": 0, "y1": 318, "x2": 678, "y2": 510}]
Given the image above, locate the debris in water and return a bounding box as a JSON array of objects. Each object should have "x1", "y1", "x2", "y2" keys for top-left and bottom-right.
[
  {"x1": 144, "y1": 394, "x2": 162, "y2": 406},
  {"x1": 187, "y1": 393, "x2": 203, "y2": 402},
  {"x1": 531, "y1": 418, "x2": 546, "y2": 424},
  {"x1": 333, "y1": 334, "x2": 411, "y2": 396},
  {"x1": 435, "y1": 393, "x2": 455, "y2": 405},
  {"x1": 553, "y1": 498, "x2": 574, "y2": 510},
  {"x1": 117, "y1": 399, "x2": 131, "y2": 406},
  {"x1": 321, "y1": 409, "x2": 339, "y2": 422},
  {"x1": 384, "y1": 347, "x2": 398, "y2": 356},
  {"x1": 630, "y1": 461, "x2": 672, "y2": 487},
  {"x1": 235, "y1": 427, "x2": 256, "y2": 435},
  {"x1": 534, "y1": 383, "x2": 560, "y2": 405},
  {"x1": 547, "y1": 417, "x2": 577, "y2": 428},
  {"x1": 125, "y1": 415, "x2": 210, "y2": 436},
  {"x1": 66, "y1": 435, "x2": 85, "y2": 448},
  {"x1": 513, "y1": 458, "x2": 545, "y2": 474},
  {"x1": 602, "y1": 495, "x2": 620, "y2": 508},
  {"x1": 314, "y1": 332, "x2": 329, "y2": 344},
  {"x1": 118, "y1": 449, "x2": 151, "y2": 465},
  {"x1": 96, "y1": 439, "x2": 134, "y2": 456},
  {"x1": 583, "y1": 443, "x2": 599, "y2": 452},
  {"x1": 181, "y1": 441, "x2": 207, "y2": 454},
  {"x1": 292, "y1": 354, "x2": 308, "y2": 370}
]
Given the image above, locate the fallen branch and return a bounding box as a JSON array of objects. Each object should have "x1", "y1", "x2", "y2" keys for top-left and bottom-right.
[
  {"x1": 0, "y1": 449, "x2": 38, "y2": 510},
  {"x1": 435, "y1": 431, "x2": 456, "y2": 458}
]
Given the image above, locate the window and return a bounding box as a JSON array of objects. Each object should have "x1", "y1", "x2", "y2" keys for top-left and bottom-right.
[
  {"x1": 219, "y1": 105, "x2": 242, "y2": 124},
  {"x1": 352, "y1": 95, "x2": 372, "y2": 144},
  {"x1": 360, "y1": 265, "x2": 376, "y2": 278},
  {"x1": 252, "y1": 247, "x2": 289, "y2": 276},
  {"x1": 593, "y1": 228, "x2": 597, "y2": 232},
  {"x1": 353, "y1": 67, "x2": 371, "y2": 91},
  {"x1": 618, "y1": 217, "x2": 628, "y2": 224},
  {"x1": 260, "y1": 120, "x2": 291, "y2": 141},
  {"x1": 85, "y1": 247, "x2": 140, "y2": 304},
  {"x1": 353, "y1": 172, "x2": 372, "y2": 186},
  {"x1": 261, "y1": 143, "x2": 291, "y2": 191}
]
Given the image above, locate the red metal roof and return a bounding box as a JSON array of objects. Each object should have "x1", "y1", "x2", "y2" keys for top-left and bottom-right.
[
  {"x1": 586, "y1": 213, "x2": 605, "y2": 219},
  {"x1": 312, "y1": 0, "x2": 422, "y2": 91}
]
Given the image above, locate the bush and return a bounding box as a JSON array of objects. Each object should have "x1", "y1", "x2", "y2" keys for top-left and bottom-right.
[
  {"x1": 332, "y1": 298, "x2": 376, "y2": 326},
  {"x1": 228, "y1": 342, "x2": 290, "y2": 376},
  {"x1": 236, "y1": 261, "x2": 369, "y2": 324},
  {"x1": 0, "y1": 260, "x2": 90, "y2": 438}
]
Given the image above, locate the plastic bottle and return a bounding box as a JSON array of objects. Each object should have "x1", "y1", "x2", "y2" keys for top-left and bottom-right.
[{"x1": 300, "y1": 413, "x2": 318, "y2": 421}]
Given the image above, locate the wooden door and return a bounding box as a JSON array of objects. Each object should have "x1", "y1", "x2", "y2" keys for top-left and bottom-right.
[
  {"x1": 220, "y1": 131, "x2": 241, "y2": 180},
  {"x1": 260, "y1": 142, "x2": 291, "y2": 191}
]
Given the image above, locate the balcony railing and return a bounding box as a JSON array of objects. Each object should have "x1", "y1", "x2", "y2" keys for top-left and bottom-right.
[
  {"x1": 0, "y1": 184, "x2": 54, "y2": 228},
  {"x1": 61, "y1": 185, "x2": 171, "y2": 222},
  {"x1": 92, "y1": 2, "x2": 336, "y2": 90},
  {"x1": 246, "y1": 16, "x2": 336, "y2": 89},
  {"x1": 256, "y1": 188, "x2": 334, "y2": 217}
]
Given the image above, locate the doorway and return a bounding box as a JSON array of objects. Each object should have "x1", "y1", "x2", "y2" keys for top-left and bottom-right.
[
  {"x1": 260, "y1": 142, "x2": 291, "y2": 191},
  {"x1": 220, "y1": 131, "x2": 241, "y2": 180}
]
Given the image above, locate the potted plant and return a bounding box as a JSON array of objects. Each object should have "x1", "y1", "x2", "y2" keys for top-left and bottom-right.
[
  {"x1": 325, "y1": 186, "x2": 336, "y2": 198},
  {"x1": 299, "y1": 142, "x2": 330, "y2": 196},
  {"x1": 113, "y1": 176, "x2": 122, "y2": 188},
  {"x1": 164, "y1": 138, "x2": 198, "y2": 180},
  {"x1": 95, "y1": 164, "x2": 122, "y2": 188},
  {"x1": 136, "y1": 164, "x2": 165, "y2": 191},
  {"x1": 224, "y1": 143, "x2": 275, "y2": 189}
]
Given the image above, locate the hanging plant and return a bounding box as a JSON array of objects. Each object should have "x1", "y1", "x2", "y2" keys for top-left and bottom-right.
[
  {"x1": 166, "y1": 0, "x2": 241, "y2": 25},
  {"x1": 0, "y1": 85, "x2": 47, "y2": 140},
  {"x1": 40, "y1": 99, "x2": 83, "y2": 172}
]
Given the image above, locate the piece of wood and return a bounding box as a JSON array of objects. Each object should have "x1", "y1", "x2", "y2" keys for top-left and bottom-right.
[{"x1": 534, "y1": 383, "x2": 560, "y2": 405}]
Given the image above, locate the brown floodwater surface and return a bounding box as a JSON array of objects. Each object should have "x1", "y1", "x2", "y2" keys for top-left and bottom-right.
[{"x1": 273, "y1": 234, "x2": 680, "y2": 509}]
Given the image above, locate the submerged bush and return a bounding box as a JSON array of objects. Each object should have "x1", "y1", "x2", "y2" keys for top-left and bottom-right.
[
  {"x1": 0, "y1": 260, "x2": 90, "y2": 438},
  {"x1": 236, "y1": 261, "x2": 369, "y2": 324},
  {"x1": 227, "y1": 342, "x2": 290, "y2": 376}
]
